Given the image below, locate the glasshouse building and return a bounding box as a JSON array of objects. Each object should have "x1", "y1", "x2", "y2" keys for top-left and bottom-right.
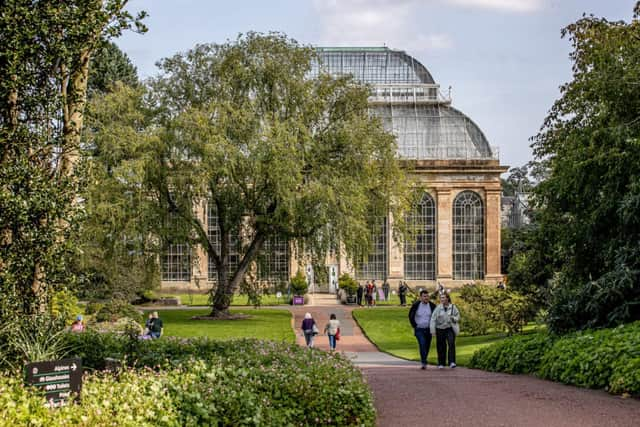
[{"x1": 160, "y1": 47, "x2": 507, "y2": 291}]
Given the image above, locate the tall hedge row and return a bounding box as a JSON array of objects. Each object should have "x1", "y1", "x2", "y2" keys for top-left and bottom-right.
[{"x1": 469, "y1": 321, "x2": 640, "y2": 395}]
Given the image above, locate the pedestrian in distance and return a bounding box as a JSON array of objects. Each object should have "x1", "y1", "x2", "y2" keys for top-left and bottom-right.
[
  {"x1": 409, "y1": 290, "x2": 436, "y2": 370},
  {"x1": 301, "y1": 312, "x2": 317, "y2": 348},
  {"x1": 149, "y1": 311, "x2": 164, "y2": 339},
  {"x1": 398, "y1": 281, "x2": 408, "y2": 306},
  {"x1": 143, "y1": 312, "x2": 153, "y2": 336},
  {"x1": 324, "y1": 313, "x2": 341, "y2": 351},
  {"x1": 371, "y1": 280, "x2": 377, "y2": 306},
  {"x1": 430, "y1": 293, "x2": 460, "y2": 369},
  {"x1": 365, "y1": 281, "x2": 374, "y2": 307},
  {"x1": 356, "y1": 282, "x2": 364, "y2": 306},
  {"x1": 382, "y1": 279, "x2": 390, "y2": 301},
  {"x1": 70, "y1": 315, "x2": 84, "y2": 332}
]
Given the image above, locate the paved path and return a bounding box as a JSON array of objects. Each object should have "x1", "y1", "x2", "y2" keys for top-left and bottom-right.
[{"x1": 289, "y1": 299, "x2": 640, "y2": 427}]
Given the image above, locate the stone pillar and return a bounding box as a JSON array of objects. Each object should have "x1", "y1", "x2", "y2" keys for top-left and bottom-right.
[
  {"x1": 484, "y1": 189, "x2": 502, "y2": 282},
  {"x1": 338, "y1": 243, "x2": 355, "y2": 278},
  {"x1": 436, "y1": 189, "x2": 452, "y2": 281}
]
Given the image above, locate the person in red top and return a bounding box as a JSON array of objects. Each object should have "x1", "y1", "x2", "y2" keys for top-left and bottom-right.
[
  {"x1": 70, "y1": 315, "x2": 84, "y2": 332},
  {"x1": 365, "y1": 281, "x2": 374, "y2": 307}
]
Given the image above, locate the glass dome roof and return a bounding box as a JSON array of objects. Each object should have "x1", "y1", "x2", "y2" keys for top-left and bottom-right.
[
  {"x1": 312, "y1": 47, "x2": 435, "y2": 84},
  {"x1": 312, "y1": 47, "x2": 496, "y2": 161}
]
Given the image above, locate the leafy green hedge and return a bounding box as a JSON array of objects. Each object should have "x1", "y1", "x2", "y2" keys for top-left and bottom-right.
[
  {"x1": 469, "y1": 321, "x2": 640, "y2": 395},
  {"x1": 6, "y1": 335, "x2": 375, "y2": 426},
  {"x1": 0, "y1": 369, "x2": 177, "y2": 426},
  {"x1": 458, "y1": 283, "x2": 534, "y2": 335},
  {"x1": 468, "y1": 332, "x2": 556, "y2": 374}
]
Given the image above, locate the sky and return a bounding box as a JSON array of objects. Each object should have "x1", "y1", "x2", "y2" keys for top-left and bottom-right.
[{"x1": 116, "y1": 0, "x2": 638, "y2": 171}]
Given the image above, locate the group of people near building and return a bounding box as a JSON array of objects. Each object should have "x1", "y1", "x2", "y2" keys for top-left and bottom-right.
[{"x1": 356, "y1": 280, "x2": 393, "y2": 307}]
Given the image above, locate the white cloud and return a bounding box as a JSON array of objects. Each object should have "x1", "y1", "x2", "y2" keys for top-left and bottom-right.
[
  {"x1": 446, "y1": 0, "x2": 543, "y2": 13},
  {"x1": 312, "y1": 0, "x2": 453, "y2": 52}
]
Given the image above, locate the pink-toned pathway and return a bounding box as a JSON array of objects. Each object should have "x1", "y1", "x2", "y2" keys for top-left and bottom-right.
[{"x1": 288, "y1": 299, "x2": 640, "y2": 427}]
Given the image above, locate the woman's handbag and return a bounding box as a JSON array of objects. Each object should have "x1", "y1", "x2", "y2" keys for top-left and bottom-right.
[
  {"x1": 451, "y1": 304, "x2": 460, "y2": 336},
  {"x1": 312, "y1": 324, "x2": 319, "y2": 335},
  {"x1": 451, "y1": 321, "x2": 459, "y2": 336},
  {"x1": 335, "y1": 328, "x2": 341, "y2": 340}
]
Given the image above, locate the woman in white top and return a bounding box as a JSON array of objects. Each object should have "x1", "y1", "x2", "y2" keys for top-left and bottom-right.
[
  {"x1": 430, "y1": 293, "x2": 460, "y2": 368},
  {"x1": 324, "y1": 313, "x2": 341, "y2": 351}
]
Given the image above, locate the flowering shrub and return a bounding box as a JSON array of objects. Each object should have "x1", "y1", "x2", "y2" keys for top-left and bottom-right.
[
  {"x1": 94, "y1": 300, "x2": 142, "y2": 323},
  {"x1": 6, "y1": 336, "x2": 376, "y2": 425},
  {"x1": 0, "y1": 369, "x2": 178, "y2": 426}
]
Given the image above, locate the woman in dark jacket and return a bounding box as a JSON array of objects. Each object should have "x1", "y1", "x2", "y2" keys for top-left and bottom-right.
[{"x1": 301, "y1": 312, "x2": 317, "y2": 347}]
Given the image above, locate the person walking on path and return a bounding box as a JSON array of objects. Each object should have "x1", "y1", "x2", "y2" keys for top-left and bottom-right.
[
  {"x1": 398, "y1": 281, "x2": 408, "y2": 306},
  {"x1": 409, "y1": 289, "x2": 436, "y2": 370},
  {"x1": 301, "y1": 312, "x2": 317, "y2": 347},
  {"x1": 324, "y1": 313, "x2": 341, "y2": 351},
  {"x1": 430, "y1": 293, "x2": 460, "y2": 368}
]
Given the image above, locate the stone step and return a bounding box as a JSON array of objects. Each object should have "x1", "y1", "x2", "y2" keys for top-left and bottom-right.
[{"x1": 308, "y1": 293, "x2": 342, "y2": 306}]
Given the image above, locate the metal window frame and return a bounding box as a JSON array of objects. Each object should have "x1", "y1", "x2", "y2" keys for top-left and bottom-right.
[
  {"x1": 452, "y1": 191, "x2": 485, "y2": 280},
  {"x1": 404, "y1": 192, "x2": 436, "y2": 280}
]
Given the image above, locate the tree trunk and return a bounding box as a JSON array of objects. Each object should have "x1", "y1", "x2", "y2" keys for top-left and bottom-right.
[
  {"x1": 59, "y1": 47, "x2": 90, "y2": 178},
  {"x1": 208, "y1": 232, "x2": 267, "y2": 317}
]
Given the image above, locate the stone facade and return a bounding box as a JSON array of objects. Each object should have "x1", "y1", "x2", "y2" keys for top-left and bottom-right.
[{"x1": 159, "y1": 47, "x2": 508, "y2": 292}]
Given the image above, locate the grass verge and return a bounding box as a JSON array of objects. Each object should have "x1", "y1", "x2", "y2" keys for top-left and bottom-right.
[
  {"x1": 159, "y1": 292, "x2": 293, "y2": 306},
  {"x1": 353, "y1": 307, "x2": 516, "y2": 366},
  {"x1": 144, "y1": 308, "x2": 295, "y2": 342}
]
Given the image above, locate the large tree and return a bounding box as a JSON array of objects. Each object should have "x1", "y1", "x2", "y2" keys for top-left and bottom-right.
[
  {"x1": 74, "y1": 42, "x2": 161, "y2": 300},
  {"x1": 90, "y1": 33, "x2": 412, "y2": 317},
  {"x1": 527, "y1": 3, "x2": 640, "y2": 332},
  {"x1": 0, "y1": 1, "x2": 145, "y2": 319}
]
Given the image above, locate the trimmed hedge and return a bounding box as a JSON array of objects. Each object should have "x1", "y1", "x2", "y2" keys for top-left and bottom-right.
[
  {"x1": 469, "y1": 321, "x2": 640, "y2": 396},
  {"x1": 5, "y1": 334, "x2": 376, "y2": 426},
  {"x1": 468, "y1": 332, "x2": 556, "y2": 374}
]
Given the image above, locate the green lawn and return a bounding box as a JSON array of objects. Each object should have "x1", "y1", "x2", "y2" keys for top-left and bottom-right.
[
  {"x1": 144, "y1": 309, "x2": 295, "y2": 342},
  {"x1": 158, "y1": 292, "x2": 291, "y2": 306},
  {"x1": 353, "y1": 307, "x2": 514, "y2": 366}
]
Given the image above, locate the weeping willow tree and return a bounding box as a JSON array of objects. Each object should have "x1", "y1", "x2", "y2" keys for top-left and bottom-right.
[{"x1": 89, "y1": 33, "x2": 414, "y2": 317}]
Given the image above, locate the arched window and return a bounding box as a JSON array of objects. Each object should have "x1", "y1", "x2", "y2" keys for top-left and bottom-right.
[
  {"x1": 404, "y1": 193, "x2": 436, "y2": 280},
  {"x1": 453, "y1": 191, "x2": 484, "y2": 280}
]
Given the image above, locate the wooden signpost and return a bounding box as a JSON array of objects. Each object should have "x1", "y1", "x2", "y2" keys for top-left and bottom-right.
[{"x1": 24, "y1": 358, "x2": 82, "y2": 407}]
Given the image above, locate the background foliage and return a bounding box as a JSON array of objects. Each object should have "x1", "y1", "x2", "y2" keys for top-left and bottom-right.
[{"x1": 511, "y1": 4, "x2": 640, "y2": 332}]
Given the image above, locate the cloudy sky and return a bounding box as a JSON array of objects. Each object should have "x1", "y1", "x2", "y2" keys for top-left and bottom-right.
[{"x1": 116, "y1": 0, "x2": 637, "y2": 170}]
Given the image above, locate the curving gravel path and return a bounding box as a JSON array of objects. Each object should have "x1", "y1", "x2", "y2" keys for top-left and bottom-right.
[{"x1": 289, "y1": 302, "x2": 640, "y2": 427}]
